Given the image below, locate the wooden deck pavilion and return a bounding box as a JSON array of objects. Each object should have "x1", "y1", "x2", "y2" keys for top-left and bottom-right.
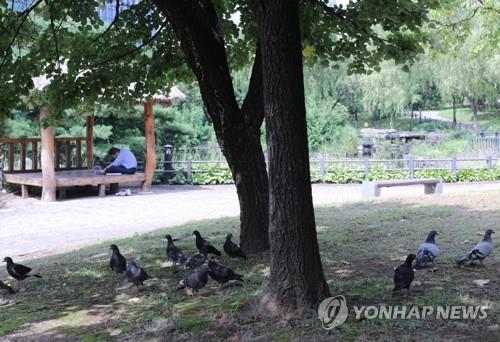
[
  {"x1": 4, "y1": 170, "x2": 146, "y2": 199},
  {"x1": 0, "y1": 91, "x2": 182, "y2": 201}
]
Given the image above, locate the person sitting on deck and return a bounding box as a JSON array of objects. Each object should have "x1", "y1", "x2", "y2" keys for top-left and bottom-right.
[{"x1": 105, "y1": 147, "x2": 137, "y2": 175}]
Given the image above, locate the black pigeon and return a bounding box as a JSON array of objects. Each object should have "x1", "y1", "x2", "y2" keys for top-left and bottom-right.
[
  {"x1": 393, "y1": 254, "x2": 416, "y2": 295},
  {"x1": 0, "y1": 280, "x2": 15, "y2": 294},
  {"x1": 193, "y1": 230, "x2": 221, "y2": 256},
  {"x1": 3, "y1": 257, "x2": 42, "y2": 286},
  {"x1": 207, "y1": 257, "x2": 243, "y2": 286},
  {"x1": 182, "y1": 251, "x2": 207, "y2": 270},
  {"x1": 223, "y1": 234, "x2": 247, "y2": 260},
  {"x1": 165, "y1": 235, "x2": 187, "y2": 266},
  {"x1": 126, "y1": 259, "x2": 149, "y2": 286},
  {"x1": 109, "y1": 244, "x2": 127, "y2": 273},
  {"x1": 177, "y1": 267, "x2": 209, "y2": 295}
]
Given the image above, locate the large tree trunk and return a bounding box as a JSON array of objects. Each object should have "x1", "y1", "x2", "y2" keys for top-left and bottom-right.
[
  {"x1": 154, "y1": 0, "x2": 269, "y2": 253},
  {"x1": 252, "y1": 0, "x2": 330, "y2": 312}
]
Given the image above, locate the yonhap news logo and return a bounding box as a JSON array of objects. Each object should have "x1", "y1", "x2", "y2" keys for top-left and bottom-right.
[
  {"x1": 318, "y1": 296, "x2": 488, "y2": 329},
  {"x1": 317, "y1": 295, "x2": 348, "y2": 330}
]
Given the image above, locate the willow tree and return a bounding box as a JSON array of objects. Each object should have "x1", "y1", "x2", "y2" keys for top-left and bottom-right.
[{"x1": 431, "y1": 0, "x2": 499, "y2": 128}]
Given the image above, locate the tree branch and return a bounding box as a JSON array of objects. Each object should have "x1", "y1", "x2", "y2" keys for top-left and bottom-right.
[
  {"x1": 91, "y1": 0, "x2": 120, "y2": 43},
  {"x1": 310, "y1": 0, "x2": 390, "y2": 43},
  {"x1": 1, "y1": 0, "x2": 43, "y2": 36},
  {"x1": 76, "y1": 19, "x2": 167, "y2": 77},
  {"x1": 48, "y1": 1, "x2": 61, "y2": 65},
  {"x1": 443, "y1": 7, "x2": 480, "y2": 29},
  {"x1": 0, "y1": 0, "x2": 44, "y2": 71}
]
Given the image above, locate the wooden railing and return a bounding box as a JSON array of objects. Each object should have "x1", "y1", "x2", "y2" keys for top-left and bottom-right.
[{"x1": 0, "y1": 137, "x2": 87, "y2": 172}]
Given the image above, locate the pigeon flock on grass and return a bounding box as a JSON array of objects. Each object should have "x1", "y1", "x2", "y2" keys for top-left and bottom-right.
[
  {"x1": 107, "y1": 232, "x2": 246, "y2": 295},
  {"x1": 392, "y1": 229, "x2": 495, "y2": 296},
  {"x1": 1, "y1": 228, "x2": 495, "y2": 301}
]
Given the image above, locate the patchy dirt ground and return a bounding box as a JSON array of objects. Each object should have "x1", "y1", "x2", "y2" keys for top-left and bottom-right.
[{"x1": 0, "y1": 192, "x2": 499, "y2": 341}]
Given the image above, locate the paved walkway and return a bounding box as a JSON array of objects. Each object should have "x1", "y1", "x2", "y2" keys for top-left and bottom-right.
[
  {"x1": 421, "y1": 110, "x2": 475, "y2": 130},
  {"x1": 1, "y1": 182, "x2": 500, "y2": 259},
  {"x1": 421, "y1": 110, "x2": 453, "y2": 123}
]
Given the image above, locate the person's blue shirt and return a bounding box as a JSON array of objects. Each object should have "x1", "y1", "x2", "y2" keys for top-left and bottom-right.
[{"x1": 110, "y1": 149, "x2": 137, "y2": 169}]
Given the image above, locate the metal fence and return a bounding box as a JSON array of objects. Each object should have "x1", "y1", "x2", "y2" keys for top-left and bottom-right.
[
  {"x1": 468, "y1": 133, "x2": 500, "y2": 151},
  {"x1": 149, "y1": 155, "x2": 499, "y2": 183}
]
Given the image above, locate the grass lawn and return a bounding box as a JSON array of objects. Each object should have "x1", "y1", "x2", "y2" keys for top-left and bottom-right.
[
  {"x1": 437, "y1": 108, "x2": 500, "y2": 130},
  {"x1": 1, "y1": 192, "x2": 499, "y2": 341}
]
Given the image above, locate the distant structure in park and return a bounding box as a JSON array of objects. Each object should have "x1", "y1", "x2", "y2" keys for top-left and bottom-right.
[{"x1": 11, "y1": 0, "x2": 141, "y2": 23}]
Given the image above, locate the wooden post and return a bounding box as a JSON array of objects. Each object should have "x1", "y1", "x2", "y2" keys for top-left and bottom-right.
[
  {"x1": 408, "y1": 154, "x2": 415, "y2": 178},
  {"x1": 487, "y1": 156, "x2": 493, "y2": 170},
  {"x1": 40, "y1": 107, "x2": 56, "y2": 202},
  {"x1": 76, "y1": 139, "x2": 82, "y2": 168},
  {"x1": 32, "y1": 141, "x2": 38, "y2": 170},
  {"x1": 142, "y1": 101, "x2": 156, "y2": 192},
  {"x1": 363, "y1": 156, "x2": 370, "y2": 177},
  {"x1": 86, "y1": 114, "x2": 94, "y2": 169},
  {"x1": 187, "y1": 159, "x2": 193, "y2": 181},
  {"x1": 65, "y1": 140, "x2": 71, "y2": 169},
  {"x1": 7, "y1": 143, "x2": 14, "y2": 171},
  {"x1": 20, "y1": 142, "x2": 26, "y2": 170},
  {"x1": 21, "y1": 185, "x2": 29, "y2": 199},
  {"x1": 451, "y1": 157, "x2": 457, "y2": 176}
]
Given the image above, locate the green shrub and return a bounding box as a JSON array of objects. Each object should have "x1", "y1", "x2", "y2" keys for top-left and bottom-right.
[
  {"x1": 191, "y1": 164, "x2": 233, "y2": 185},
  {"x1": 415, "y1": 170, "x2": 456, "y2": 182},
  {"x1": 324, "y1": 170, "x2": 364, "y2": 183},
  {"x1": 455, "y1": 169, "x2": 496, "y2": 182},
  {"x1": 310, "y1": 171, "x2": 322, "y2": 183},
  {"x1": 367, "y1": 169, "x2": 409, "y2": 181},
  {"x1": 168, "y1": 171, "x2": 192, "y2": 185},
  {"x1": 164, "y1": 164, "x2": 500, "y2": 185}
]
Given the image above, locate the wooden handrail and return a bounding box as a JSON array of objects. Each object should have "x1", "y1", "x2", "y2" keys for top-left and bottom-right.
[
  {"x1": 0, "y1": 136, "x2": 87, "y2": 172},
  {"x1": 0, "y1": 136, "x2": 86, "y2": 143}
]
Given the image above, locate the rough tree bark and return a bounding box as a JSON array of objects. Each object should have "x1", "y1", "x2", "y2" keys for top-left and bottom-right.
[
  {"x1": 154, "y1": 0, "x2": 269, "y2": 253},
  {"x1": 250, "y1": 0, "x2": 330, "y2": 312}
]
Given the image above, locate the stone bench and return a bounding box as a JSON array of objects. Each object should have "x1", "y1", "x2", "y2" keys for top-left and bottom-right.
[{"x1": 362, "y1": 178, "x2": 443, "y2": 198}]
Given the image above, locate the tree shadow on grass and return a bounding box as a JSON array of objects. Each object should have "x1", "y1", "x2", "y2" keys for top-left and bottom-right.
[{"x1": 0, "y1": 194, "x2": 499, "y2": 341}]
